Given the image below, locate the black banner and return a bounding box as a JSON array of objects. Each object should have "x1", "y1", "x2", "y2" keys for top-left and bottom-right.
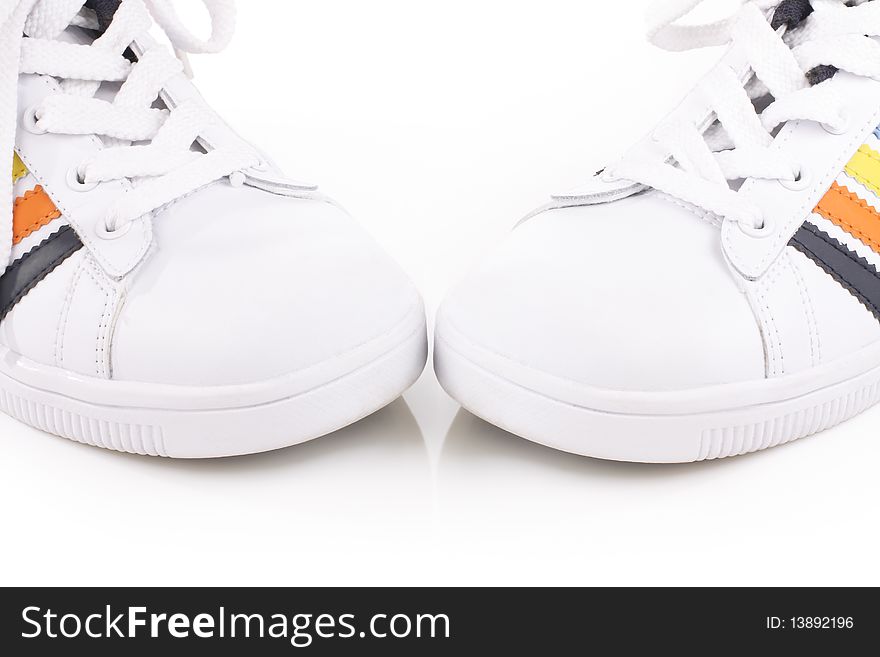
[{"x1": 0, "y1": 587, "x2": 876, "y2": 654}]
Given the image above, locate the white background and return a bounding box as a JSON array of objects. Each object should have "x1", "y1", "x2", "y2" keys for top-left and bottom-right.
[{"x1": 2, "y1": 0, "x2": 878, "y2": 587}]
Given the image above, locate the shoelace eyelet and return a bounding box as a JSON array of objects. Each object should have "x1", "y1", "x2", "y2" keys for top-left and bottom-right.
[
  {"x1": 21, "y1": 106, "x2": 47, "y2": 135},
  {"x1": 66, "y1": 167, "x2": 98, "y2": 193},
  {"x1": 738, "y1": 213, "x2": 775, "y2": 240},
  {"x1": 95, "y1": 219, "x2": 132, "y2": 241},
  {"x1": 778, "y1": 165, "x2": 812, "y2": 192}
]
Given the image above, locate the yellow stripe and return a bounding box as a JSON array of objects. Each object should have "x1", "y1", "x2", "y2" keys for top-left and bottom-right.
[
  {"x1": 12, "y1": 153, "x2": 28, "y2": 185},
  {"x1": 845, "y1": 145, "x2": 880, "y2": 197}
]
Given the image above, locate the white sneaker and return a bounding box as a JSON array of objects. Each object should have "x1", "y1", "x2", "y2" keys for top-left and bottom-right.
[
  {"x1": 0, "y1": 0, "x2": 426, "y2": 458},
  {"x1": 435, "y1": 0, "x2": 880, "y2": 463}
]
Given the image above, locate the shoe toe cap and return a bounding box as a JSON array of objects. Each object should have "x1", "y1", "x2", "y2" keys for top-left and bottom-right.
[
  {"x1": 112, "y1": 186, "x2": 424, "y2": 386},
  {"x1": 437, "y1": 194, "x2": 765, "y2": 394}
]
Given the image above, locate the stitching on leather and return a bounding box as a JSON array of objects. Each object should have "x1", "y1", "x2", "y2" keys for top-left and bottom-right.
[
  {"x1": 786, "y1": 249, "x2": 822, "y2": 366},
  {"x1": 81, "y1": 257, "x2": 114, "y2": 379},
  {"x1": 816, "y1": 184, "x2": 880, "y2": 252},
  {"x1": 756, "y1": 281, "x2": 784, "y2": 376},
  {"x1": 749, "y1": 262, "x2": 786, "y2": 377},
  {"x1": 14, "y1": 187, "x2": 42, "y2": 207},
  {"x1": 655, "y1": 191, "x2": 721, "y2": 228},
  {"x1": 16, "y1": 76, "x2": 148, "y2": 277},
  {"x1": 54, "y1": 256, "x2": 85, "y2": 369},
  {"x1": 791, "y1": 227, "x2": 880, "y2": 318},
  {"x1": 0, "y1": 228, "x2": 83, "y2": 321},
  {"x1": 808, "y1": 213, "x2": 880, "y2": 266},
  {"x1": 724, "y1": 118, "x2": 801, "y2": 267},
  {"x1": 726, "y1": 110, "x2": 880, "y2": 275},
  {"x1": 846, "y1": 146, "x2": 880, "y2": 197},
  {"x1": 745, "y1": 255, "x2": 790, "y2": 378},
  {"x1": 787, "y1": 252, "x2": 820, "y2": 366},
  {"x1": 103, "y1": 287, "x2": 126, "y2": 380},
  {"x1": 83, "y1": 266, "x2": 110, "y2": 378},
  {"x1": 14, "y1": 210, "x2": 62, "y2": 245},
  {"x1": 856, "y1": 144, "x2": 880, "y2": 163},
  {"x1": 767, "y1": 119, "x2": 873, "y2": 264},
  {"x1": 97, "y1": 290, "x2": 111, "y2": 378},
  {"x1": 151, "y1": 180, "x2": 221, "y2": 222},
  {"x1": 13, "y1": 186, "x2": 62, "y2": 243},
  {"x1": 802, "y1": 221, "x2": 880, "y2": 278},
  {"x1": 792, "y1": 241, "x2": 880, "y2": 318}
]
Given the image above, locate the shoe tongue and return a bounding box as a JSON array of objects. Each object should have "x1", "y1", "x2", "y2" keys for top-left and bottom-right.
[{"x1": 83, "y1": 0, "x2": 121, "y2": 34}]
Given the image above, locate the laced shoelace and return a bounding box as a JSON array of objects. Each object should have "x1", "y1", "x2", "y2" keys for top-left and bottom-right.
[
  {"x1": 0, "y1": 0, "x2": 259, "y2": 269},
  {"x1": 607, "y1": 0, "x2": 880, "y2": 234}
]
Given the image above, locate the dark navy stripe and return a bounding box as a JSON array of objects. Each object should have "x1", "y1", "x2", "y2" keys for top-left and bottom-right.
[
  {"x1": 84, "y1": 0, "x2": 122, "y2": 33},
  {"x1": 790, "y1": 222, "x2": 880, "y2": 321},
  {"x1": 0, "y1": 226, "x2": 83, "y2": 323}
]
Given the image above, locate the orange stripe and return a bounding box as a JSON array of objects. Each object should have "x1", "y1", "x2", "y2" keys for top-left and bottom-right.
[
  {"x1": 815, "y1": 183, "x2": 880, "y2": 255},
  {"x1": 13, "y1": 185, "x2": 62, "y2": 245}
]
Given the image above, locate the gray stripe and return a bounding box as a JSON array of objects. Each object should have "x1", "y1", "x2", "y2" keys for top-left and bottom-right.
[
  {"x1": 0, "y1": 226, "x2": 83, "y2": 323},
  {"x1": 790, "y1": 222, "x2": 880, "y2": 321}
]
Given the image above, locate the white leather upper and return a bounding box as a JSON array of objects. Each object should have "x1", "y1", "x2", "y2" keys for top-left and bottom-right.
[
  {"x1": 787, "y1": 247, "x2": 880, "y2": 366},
  {"x1": 1, "y1": 250, "x2": 84, "y2": 368},
  {"x1": 0, "y1": 178, "x2": 421, "y2": 387},
  {"x1": 438, "y1": 192, "x2": 767, "y2": 393},
  {"x1": 744, "y1": 248, "x2": 820, "y2": 378},
  {"x1": 15, "y1": 73, "x2": 154, "y2": 278},
  {"x1": 2, "y1": 32, "x2": 424, "y2": 390},
  {"x1": 439, "y1": 3, "x2": 880, "y2": 399},
  {"x1": 439, "y1": 186, "x2": 880, "y2": 395},
  {"x1": 111, "y1": 185, "x2": 421, "y2": 386}
]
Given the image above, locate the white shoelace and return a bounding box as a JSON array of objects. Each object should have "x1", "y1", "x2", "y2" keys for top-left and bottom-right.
[
  {"x1": 1, "y1": 0, "x2": 257, "y2": 268},
  {"x1": 609, "y1": 0, "x2": 880, "y2": 233}
]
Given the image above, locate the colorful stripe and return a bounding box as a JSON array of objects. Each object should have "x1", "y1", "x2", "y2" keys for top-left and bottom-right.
[
  {"x1": 792, "y1": 128, "x2": 880, "y2": 320},
  {"x1": 12, "y1": 153, "x2": 27, "y2": 184},
  {"x1": 0, "y1": 226, "x2": 83, "y2": 323},
  {"x1": 1, "y1": 151, "x2": 80, "y2": 324},
  {"x1": 844, "y1": 145, "x2": 880, "y2": 197},
  {"x1": 815, "y1": 183, "x2": 880, "y2": 254},
  {"x1": 791, "y1": 223, "x2": 880, "y2": 320},
  {"x1": 13, "y1": 185, "x2": 62, "y2": 245}
]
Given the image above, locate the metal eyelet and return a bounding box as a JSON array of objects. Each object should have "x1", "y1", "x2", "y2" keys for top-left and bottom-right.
[
  {"x1": 22, "y1": 106, "x2": 47, "y2": 135},
  {"x1": 66, "y1": 166, "x2": 98, "y2": 192},
  {"x1": 778, "y1": 164, "x2": 811, "y2": 192}
]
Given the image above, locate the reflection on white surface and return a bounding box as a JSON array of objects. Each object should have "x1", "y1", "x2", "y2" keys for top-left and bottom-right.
[
  {"x1": 434, "y1": 409, "x2": 880, "y2": 586},
  {"x1": 0, "y1": 399, "x2": 433, "y2": 586},
  {"x1": 1, "y1": 377, "x2": 879, "y2": 586}
]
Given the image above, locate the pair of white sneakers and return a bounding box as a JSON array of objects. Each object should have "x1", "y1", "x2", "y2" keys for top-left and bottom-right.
[{"x1": 4, "y1": 0, "x2": 880, "y2": 463}]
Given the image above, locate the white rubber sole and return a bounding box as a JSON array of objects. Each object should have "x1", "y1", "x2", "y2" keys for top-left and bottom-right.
[
  {"x1": 0, "y1": 307, "x2": 427, "y2": 458},
  {"x1": 435, "y1": 321, "x2": 880, "y2": 463}
]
